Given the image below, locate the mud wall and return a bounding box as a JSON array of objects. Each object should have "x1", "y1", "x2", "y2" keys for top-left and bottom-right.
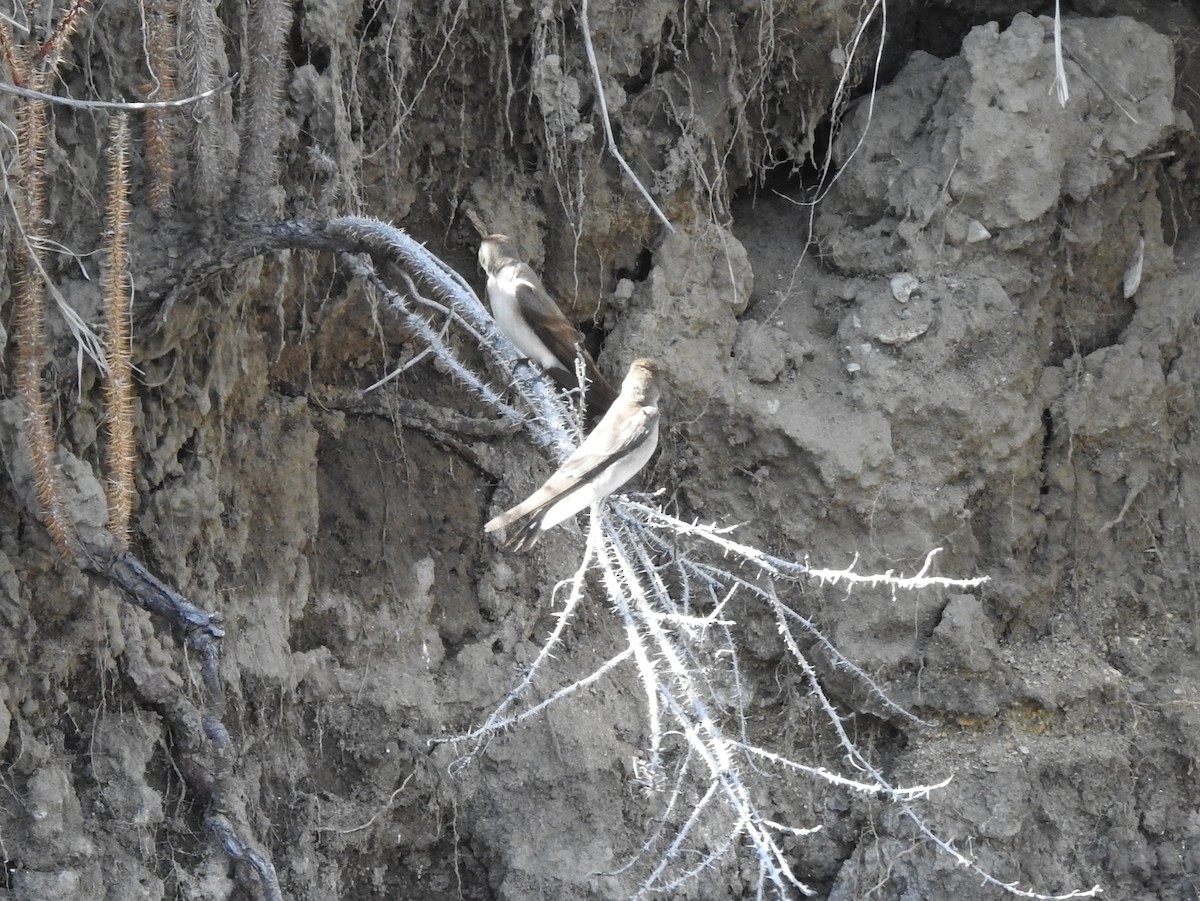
[{"x1": 2, "y1": 1, "x2": 1200, "y2": 899}]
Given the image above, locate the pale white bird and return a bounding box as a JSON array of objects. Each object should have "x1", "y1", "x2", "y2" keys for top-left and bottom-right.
[
  {"x1": 478, "y1": 234, "x2": 618, "y2": 418},
  {"x1": 486, "y1": 358, "x2": 661, "y2": 551}
]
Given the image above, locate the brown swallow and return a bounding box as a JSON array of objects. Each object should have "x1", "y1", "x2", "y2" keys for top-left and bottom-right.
[
  {"x1": 485, "y1": 358, "x2": 661, "y2": 551},
  {"x1": 478, "y1": 234, "x2": 619, "y2": 418}
]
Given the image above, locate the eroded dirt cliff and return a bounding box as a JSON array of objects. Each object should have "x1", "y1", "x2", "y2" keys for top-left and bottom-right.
[{"x1": 3, "y1": 1, "x2": 1200, "y2": 899}]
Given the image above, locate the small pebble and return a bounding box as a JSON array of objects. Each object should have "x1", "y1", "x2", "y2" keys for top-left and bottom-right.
[
  {"x1": 890, "y1": 273, "x2": 919, "y2": 302},
  {"x1": 967, "y1": 220, "x2": 992, "y2": 243}
]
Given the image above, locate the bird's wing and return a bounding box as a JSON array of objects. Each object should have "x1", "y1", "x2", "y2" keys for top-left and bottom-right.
[
  {"x1": 541, "y1": 403, "x2": 658, "y2": 493},
  {"x1": 485, "y1": 402, "x2": 659, "y2": 540},
  {"x1": 511, "y1": 276, "x2": 588, "y2": 371},
  {"x1": 496, "y1": 265, "x2": 616, "y2": 416}
]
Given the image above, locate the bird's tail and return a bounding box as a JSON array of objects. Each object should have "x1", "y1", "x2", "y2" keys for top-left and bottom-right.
[
  {"x1": 485, "y1": 507, "x2": 545, "y2": 551},
  {"x1": 504, "y1": 518, "x2": 545, "y2": 552},
  {"x1": 583, "y1": 358, "x2": 619, "y2": 420}
]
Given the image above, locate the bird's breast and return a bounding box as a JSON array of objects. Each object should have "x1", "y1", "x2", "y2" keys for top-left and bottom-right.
[{"x1": 488, "y1": 277, "x2": 561, "y2": 371}]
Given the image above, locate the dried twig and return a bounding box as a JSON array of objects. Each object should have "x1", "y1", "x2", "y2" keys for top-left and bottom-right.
[{"x1": 578, "y1": 0, "x2": 675, "y2": 234}]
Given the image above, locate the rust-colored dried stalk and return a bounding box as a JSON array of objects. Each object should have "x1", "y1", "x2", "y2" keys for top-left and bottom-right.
[
  {"x1": 103, "y1": 113, "x2": 135, "y2": 547},
  {"x1": 9, "y1": 0, "x2": 97, "y2": 559},
  {"x1": 0, "y1": 18, "x2": 22, "y2": 87},
  {"x1": 13, "y1": 231, "x2": 78, "y2": 558},
  {"x1": 143, "y1": 0, "x2": 177, "y2": 214},
  {"x1": 32, "y1": 0, "x2": 92, "y2": 75},
  {"x1": 12, "y1": 55, "x2": 75, "y2": 557}
]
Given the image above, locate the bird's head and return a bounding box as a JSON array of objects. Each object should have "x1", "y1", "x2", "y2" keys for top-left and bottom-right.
[
  {"x1": 478, "y1": 234, "x2": 517, "y2": 275},
  {"x1": 624, "y1": 358, "x2": 661, "y2": 405}
]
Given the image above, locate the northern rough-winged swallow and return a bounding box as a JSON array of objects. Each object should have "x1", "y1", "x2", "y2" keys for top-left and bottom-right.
[
  {"x1": 485, "y1": 358, "x2": 661, "y2": 551},
  {"x1": 479, "y1": 234, "x2": 619, "y2": 418}
]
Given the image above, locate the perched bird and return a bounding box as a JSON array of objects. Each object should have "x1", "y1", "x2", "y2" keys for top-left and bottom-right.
[
  {"x1": 486, "y1": 358, "x2": 661, "y2": 551},
  {"x1": 478, "y1": 234, "x2": 619, "y2": 418}
]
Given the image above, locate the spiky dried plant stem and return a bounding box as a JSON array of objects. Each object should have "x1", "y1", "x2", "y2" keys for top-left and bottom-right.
[
  {"x1": 0, "y1": 20, "x2": 21, "y2": 87},
  {"x1": 11, "y1": 13, "x2": 80, "y2": 558},
  {"x1": 102, "y1": 113, "x2": 135, "y2": 546},
  {"x1": 235, "y1": 0, "x2": 292, "y2": 219},
  {"x1": 33, "y1": 0, "x2": 92, "y2": 73},
  {"x1": 143, "y1": 0, "x2": 177, "y2": 214}
]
